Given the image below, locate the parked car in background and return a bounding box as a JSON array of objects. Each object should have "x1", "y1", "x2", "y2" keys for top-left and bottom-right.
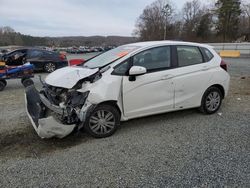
[
  {"x1": 0, "y1": 49, "x2": 9, "y2": 59},
  {"x1": 0, "y1": 49, "x2": 9, "y2": 55},
  {"x1": 66, "y1": 47, "x2": 83, "y2": 54},
  {"x1": 69, "y1": 58, "x2": 85, "y2": 66},
  {"x1": 25, "y1": 41, "x2": 230, "y2": 139},
  {"x1": 2, "y1": 49, "x2": 68, "y2": 72}
]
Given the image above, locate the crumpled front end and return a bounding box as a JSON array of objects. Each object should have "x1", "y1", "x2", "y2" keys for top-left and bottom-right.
[{"x1": 25, "y1": 84, "x2": 92, "y2": 139}]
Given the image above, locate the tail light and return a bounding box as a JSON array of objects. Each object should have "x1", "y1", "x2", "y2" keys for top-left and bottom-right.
[
  {"x1": 220, "y1": 60, "x2": 227, "y2": 72},
  {"x1": 59, "y1": 53, "x2": 66, "y2": 61}
]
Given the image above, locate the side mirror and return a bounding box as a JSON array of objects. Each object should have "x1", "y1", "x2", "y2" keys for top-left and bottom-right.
[{"x1": 129, "y1": 66, "x2": 147, "y2": 76}]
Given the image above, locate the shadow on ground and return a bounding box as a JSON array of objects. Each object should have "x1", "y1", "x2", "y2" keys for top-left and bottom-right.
[
  {"x1": 0, "y1": 108, "x2": 198, "y2": 161},
  {"x1": 0, "y1": 126, "x2": 89, "y2": 160}
]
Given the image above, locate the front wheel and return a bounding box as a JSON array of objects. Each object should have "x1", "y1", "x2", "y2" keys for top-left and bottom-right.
[
  {"x1": 21, "y1": 78, "x2": 34, "y2": 88},
  {"x1": 199, "y1": 86, "x2": 223, "y2": 114},
  {"x1": 84, "y1": 104, "x2": 120, "y2": 138}
]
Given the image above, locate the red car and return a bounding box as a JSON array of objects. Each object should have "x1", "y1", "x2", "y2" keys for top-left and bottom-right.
[{"x1": 69, "y1": 59, "x2": 85, "y2": 66}]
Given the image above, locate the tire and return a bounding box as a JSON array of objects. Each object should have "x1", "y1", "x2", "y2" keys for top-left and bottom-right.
[
  {"x1": 199, "y1": 86, "x2": 223, "y2": 114},
  {"x1": 84, "y1": 104, "x2": 120, "y2": 138},
  {"x1": 0, "y1": 80, "x2": 6, "y2": 91},
  {"x1": 44, "y1": 62, "x2": 56, "y2": 73},
  {"x1": 22, "y1": 78, "x2": 34, "y2": 87}
]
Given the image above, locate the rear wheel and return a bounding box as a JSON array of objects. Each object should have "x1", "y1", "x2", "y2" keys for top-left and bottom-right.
[
  {"x1": 22, "y1": 78, "x2": 34, "y2": 87},
  {"x1": 199, "y1": 86, "x2": 223, "y2": 114},
  {"x1": 84, "y1": 104, "x2": 120, "y2": 138},
  {"x1": 44, "y1": 62, "x2": 56, "y2": 73},
  {"x1": 0, "y1": 80, "x2": 7, "y2": 91}
]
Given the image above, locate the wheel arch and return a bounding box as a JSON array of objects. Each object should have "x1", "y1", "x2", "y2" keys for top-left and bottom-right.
[
  {"x1": 208, "y1": 84, "x2": 225, "y2": 99},
  {"x1": 96, "y1": 100, "x2": 122, "y2": 116}
]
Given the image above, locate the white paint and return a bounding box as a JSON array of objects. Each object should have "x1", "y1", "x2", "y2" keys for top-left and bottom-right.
[
  {"x1": 45, "y1": 66, "x2": 98, "y2": 89},
  {"x1": 129, "y1": 66, "x2": 147, "y2": 75},
  {"x1": 45, "y1": 41, "x2": 230, "y2": 122}
]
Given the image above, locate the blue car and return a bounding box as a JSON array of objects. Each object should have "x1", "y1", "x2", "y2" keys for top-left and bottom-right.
[{"x1": 0, "y1": 62, "x2": 34, "y2": 91}]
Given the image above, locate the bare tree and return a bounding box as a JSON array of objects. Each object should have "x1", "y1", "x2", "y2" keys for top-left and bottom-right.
[
  {"x1": 239, "y1": 3, "x2": 250, "y2": 41},
  {"x1": 0, "y1": 26, "x2": 15, "y2": 34},
  {"x1": 243, "y1": 3, "x2": 250, "y2": 30},
  {"x1": 183, "y1": 0, "x2": 201, "y2": 23},
  {"x1": 182, "y1": 0, "x2": 204, "y2": 41},
  {"x1": 133, "y1": 0, "x2": 175, "y2": 41}
]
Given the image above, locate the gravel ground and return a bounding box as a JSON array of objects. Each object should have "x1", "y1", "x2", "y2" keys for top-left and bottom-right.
[{"x1": 0, "y1": 57, "x2": 249, "y2": 187}]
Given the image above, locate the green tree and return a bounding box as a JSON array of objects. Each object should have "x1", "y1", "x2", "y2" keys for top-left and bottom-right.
[
  {"x1": 215, "y1": 0, "x2": 241, "y2": 42},
  {"x1": 196, "y1": 13, "x2": 213, "y2": 42}
]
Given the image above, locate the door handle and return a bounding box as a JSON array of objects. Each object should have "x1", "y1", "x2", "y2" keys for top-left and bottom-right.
[
  {"x1": 201, "y1": 66, "x2": 209, "y2": 71},
  {"x1": 161, "y1": 75, "x2": 174, "y2": 80}
]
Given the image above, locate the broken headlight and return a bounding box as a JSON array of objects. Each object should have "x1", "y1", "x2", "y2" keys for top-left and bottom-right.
[
  {"x1": 65, "y1": 90, "x2": 89, "y2": 108},
  {"x1": 58, "y1": 90, "x2": 90, "y2": 125}
]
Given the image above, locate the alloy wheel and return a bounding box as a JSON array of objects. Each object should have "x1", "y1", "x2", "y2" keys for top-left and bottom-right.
[
  {"x1": 89, "y1": 110, "x2": 115, "y2": 135},
  {"x1": 205, "y1": 91, "x2": 221, "y2": 111},
  {"x1": 45, "y1": 63, "x2": 56, "y2": 72}
]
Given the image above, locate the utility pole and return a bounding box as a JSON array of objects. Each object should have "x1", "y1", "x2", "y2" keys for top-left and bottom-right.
[{"x1": 162, "y1": 4, "x2": 172, "y2": 40}]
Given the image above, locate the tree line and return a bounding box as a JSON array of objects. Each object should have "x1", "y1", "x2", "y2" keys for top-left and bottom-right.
[
  {"x1": 0, "y1": 26, "x2": 47, "y2": 46},
  {"x1": 134, "y1": 0, "x2": 250, "y2": 42},
  {"x1": 0, "y1": 26, "x2": 136, "y2": 47}
]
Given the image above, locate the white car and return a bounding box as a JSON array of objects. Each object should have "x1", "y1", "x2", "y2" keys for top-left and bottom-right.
[{"x1": 25, "y1": 41, "x2": 230, "y2": 139}]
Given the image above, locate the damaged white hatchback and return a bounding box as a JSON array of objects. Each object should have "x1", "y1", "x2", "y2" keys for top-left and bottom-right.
[{"x1": 25, "y1": 41, "x2": 230, "y2": 139}]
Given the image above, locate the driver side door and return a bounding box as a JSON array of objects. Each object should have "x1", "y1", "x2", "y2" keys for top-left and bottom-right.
[{"x1": 122, "y1": 46, "x2": 175, "y2": 119}]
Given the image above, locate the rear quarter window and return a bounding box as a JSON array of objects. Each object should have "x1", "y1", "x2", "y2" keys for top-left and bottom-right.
[{"x1": 201, "y1": 47, "x2": 214, "y2": 61}]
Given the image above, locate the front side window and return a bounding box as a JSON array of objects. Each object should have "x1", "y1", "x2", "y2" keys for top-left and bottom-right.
[
  {"x1": 177, "y1": 46, "x2": 203, "y2": 67},
  {"x1": 133, "y1": 46, "x2": 171, "y2": 72},
  {"x1": 9, "y1": 50, "x2": 25, "y2": 57}
]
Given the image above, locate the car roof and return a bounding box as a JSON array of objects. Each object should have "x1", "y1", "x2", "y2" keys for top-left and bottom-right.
[
  {"x1": 9, "y1": 48, "x2": 57, "y2": 53},
  {"x1": 125, "y1": 40, "x2": 213, "y2": 49}
]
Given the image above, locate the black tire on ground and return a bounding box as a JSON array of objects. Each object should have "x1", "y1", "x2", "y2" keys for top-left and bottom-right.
[
  {"x1": 44, "y1": 62, "x2": 56, "y2": 73},
  {"x1": 84, "y1": 104, "x2": 120, "y2": 138},
  {"x1": 0, "y1": 80, "x2": 7, "y2": 91},
  {"x1": 199, "y1": 86, "x2": 223, "y2": 114},
  {"x1": 22, "y1": 78, "x2": 34, "y2": 88}
]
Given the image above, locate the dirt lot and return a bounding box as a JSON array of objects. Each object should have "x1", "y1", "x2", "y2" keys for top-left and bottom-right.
[{"x1": 0, "y1": 57, "x2": 249, "y2": 187}]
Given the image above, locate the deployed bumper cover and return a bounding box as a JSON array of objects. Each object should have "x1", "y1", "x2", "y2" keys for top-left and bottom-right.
[{"x1": 25, "y1": 85, "x2": 76, "y2": 138}]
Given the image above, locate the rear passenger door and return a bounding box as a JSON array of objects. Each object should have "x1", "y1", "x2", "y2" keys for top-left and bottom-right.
[
  {"x1": 42, "y1": 51, "x2": 57, "y2": 61},
  {"x1": 26, "y1": 50, "x2": 44, "y2": 69},
  {"x1": 173, "y1": 45, "x2": 214, "y2": 109}
]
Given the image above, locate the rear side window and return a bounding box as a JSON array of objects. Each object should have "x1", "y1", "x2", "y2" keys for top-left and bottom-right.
[
  {"x1": 28, "y1": 50, "x2": 43, "y2": 58},
  {"x1": 42, "y1": 51, "x2": 57, "y2": 58},
  {"x1": 177, "y1": 46, "x2": 203, "y2": 67},
  {"x1": 133, "y1": 46, "x2": 171, "y2": 72}
]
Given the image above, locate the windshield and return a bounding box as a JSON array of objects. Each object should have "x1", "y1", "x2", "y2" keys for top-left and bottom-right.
[{"x1": 84, "y1": 45, "x2": 139, "y2": 68}]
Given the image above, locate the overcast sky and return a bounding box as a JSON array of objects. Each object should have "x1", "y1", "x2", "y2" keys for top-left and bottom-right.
[{"x1": 1, "y1": 0, "x2": 199, "y2": 37}]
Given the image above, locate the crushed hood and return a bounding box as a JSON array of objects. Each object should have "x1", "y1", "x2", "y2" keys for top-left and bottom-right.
[{"x1": 45, "y1": 66, "x2": 98, "y2": 89}]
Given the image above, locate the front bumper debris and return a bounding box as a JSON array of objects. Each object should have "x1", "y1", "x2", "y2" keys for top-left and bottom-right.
[{"x1": 25, "y1": 85, "x2": 75, "y2": 138}]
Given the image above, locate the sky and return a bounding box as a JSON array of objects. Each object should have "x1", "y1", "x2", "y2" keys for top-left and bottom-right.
[{"x1": 0, "y1": 0, "x2": 196, "y2": 37}]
